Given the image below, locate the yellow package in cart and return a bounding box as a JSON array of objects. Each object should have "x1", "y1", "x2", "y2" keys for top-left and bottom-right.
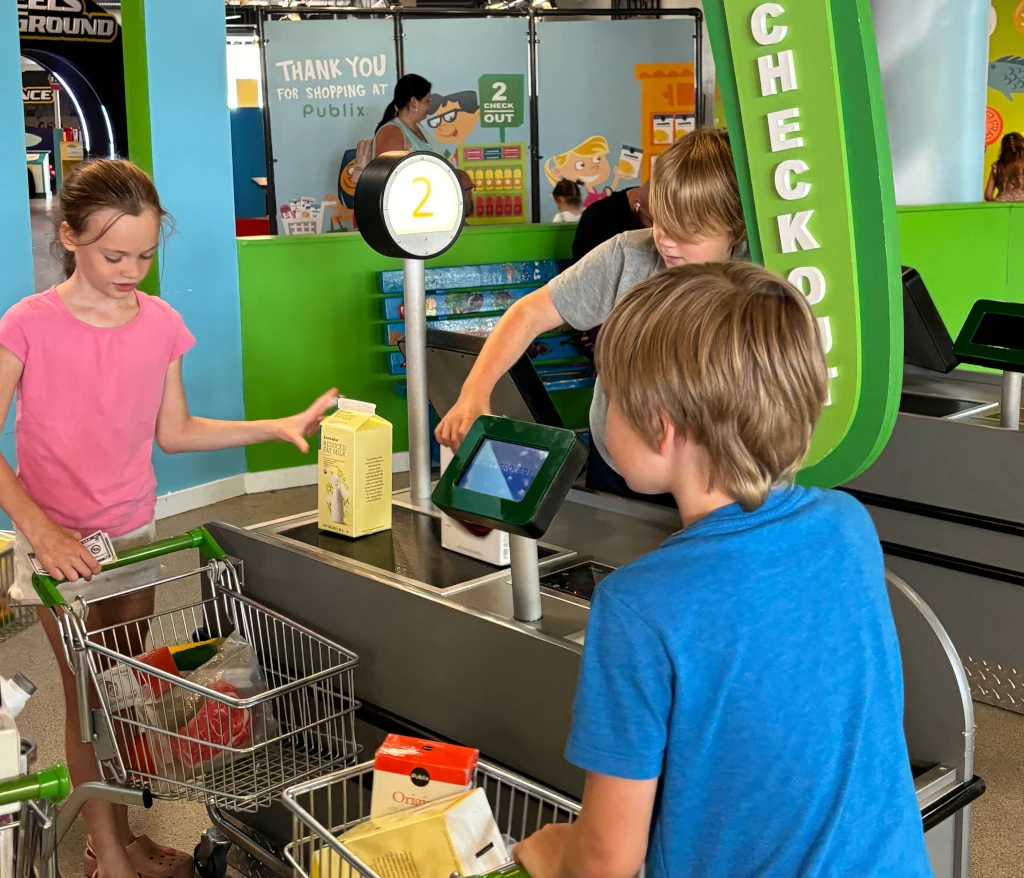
[
  {"x1": 311, "y1": 789, "x2": 508, "y2": 878},
  {"x1": 318, "y1": 400, "x2": 392, "y2": 538}
]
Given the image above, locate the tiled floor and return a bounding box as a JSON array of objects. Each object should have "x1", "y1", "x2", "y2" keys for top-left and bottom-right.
[{"x1": 1, "y1": 485, "x2": 1021, "y2": 877}]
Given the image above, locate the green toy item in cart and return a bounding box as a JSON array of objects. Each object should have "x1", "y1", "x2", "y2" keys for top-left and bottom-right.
[{"x1": 462, "y1": 865, "x2": 529, "y2": 877}]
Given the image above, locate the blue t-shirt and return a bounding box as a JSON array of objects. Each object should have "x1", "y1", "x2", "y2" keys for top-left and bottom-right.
[{"x1": 566, "y1": 487, "x2": 931, "y2": 878}]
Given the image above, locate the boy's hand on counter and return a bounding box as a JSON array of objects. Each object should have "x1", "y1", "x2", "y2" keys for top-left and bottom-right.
[
  {"x1": 513, "y1": 822, "x2": 571, "y2": 878},
  {"x1": 273, "y1": 388, "x2": 339, "y2": 453},
  {"x1": 434, "y1": 391, "x2": 491, "y2": 450},
  {"x1": 26, "y1": 520, "x2": 101, "y2": 583}
]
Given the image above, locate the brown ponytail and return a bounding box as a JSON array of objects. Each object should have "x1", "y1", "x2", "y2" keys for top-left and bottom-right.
[{"x1": 52, "y1": 159, "x2": 171, "y2": 279}]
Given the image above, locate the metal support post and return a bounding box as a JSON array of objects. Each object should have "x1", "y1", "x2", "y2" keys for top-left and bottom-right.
[
  {"x1": 1000, "y1": 370, "x2": 1021, "y2": 430},
  {"x1": 403, "y1": 259, "x2": 432, "y2": 500},
  {"x1": 509, "y1": 534, "x2": 543, "y2": 622}
]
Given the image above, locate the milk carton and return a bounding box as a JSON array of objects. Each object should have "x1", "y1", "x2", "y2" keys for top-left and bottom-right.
[
  {"x1": 439, "y1": 444, "x2": 510, "y2": 565},
  {"x1": 318, "y1": 400, "x2": 392, "y2": 538}
]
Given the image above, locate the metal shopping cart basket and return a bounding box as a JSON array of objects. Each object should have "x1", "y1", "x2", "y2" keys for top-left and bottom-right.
[
  {"x1": 0, "y1": 531, "x2": 38, "y2": 644},
  {"x1": 32, "y1": 527, "x2": 361, "y2": 878},
  {"x1": 283, "y1": 759, "x2": 581, "y2": 878}
]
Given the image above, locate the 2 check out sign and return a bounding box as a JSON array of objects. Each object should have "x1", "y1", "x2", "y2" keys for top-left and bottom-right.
[{"x1": 705, "y1": 0, "x2": 903, "y2": 487}]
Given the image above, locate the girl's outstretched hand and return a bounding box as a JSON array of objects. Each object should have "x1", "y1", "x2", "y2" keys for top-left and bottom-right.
[
  {"x1": 273, "y1": 388, "x2": 339, "y2": 453},
  {"x1": 28, "y1": 521, "x2": 102, "y2": 583}
]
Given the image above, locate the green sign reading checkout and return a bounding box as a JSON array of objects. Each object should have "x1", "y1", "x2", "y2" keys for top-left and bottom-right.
[{"x1": 707, "y1": 0, "x2": 902, "y2": 487}]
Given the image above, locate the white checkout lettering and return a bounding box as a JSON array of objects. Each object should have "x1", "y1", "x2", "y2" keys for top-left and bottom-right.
[{"x1": 751, "y1": 4, "x2": 839, "y2": 403}]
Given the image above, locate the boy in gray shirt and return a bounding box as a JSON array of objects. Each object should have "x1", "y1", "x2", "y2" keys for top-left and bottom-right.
[{"x1": 435, "y1": 129, "x2": 749, "y2": 502}]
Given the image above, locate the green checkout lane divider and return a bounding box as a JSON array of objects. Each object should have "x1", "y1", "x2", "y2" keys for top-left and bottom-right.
[
  {"x1": 0, "y1": 764, "x2": 71, "y2": 806},
  {"x1": 31, "y1": 526, "x2": 228, "y2": 608}
]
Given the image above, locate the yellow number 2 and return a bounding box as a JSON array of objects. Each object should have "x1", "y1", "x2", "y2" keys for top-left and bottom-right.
[{"x1": 412, "y1": 177, "x2": 434, "y2": 219}]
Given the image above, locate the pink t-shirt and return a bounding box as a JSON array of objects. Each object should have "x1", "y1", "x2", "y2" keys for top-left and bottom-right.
[{"x1": 0, "y1": 289, "x2": 195, "y2": 537}]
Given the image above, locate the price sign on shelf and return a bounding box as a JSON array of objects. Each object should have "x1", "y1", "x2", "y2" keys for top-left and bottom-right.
[{"x1": 355, "y1": 152, "x2": 464, "y2": 259}]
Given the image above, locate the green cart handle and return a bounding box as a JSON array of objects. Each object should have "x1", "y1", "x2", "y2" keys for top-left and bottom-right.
[
  {"x1": 0, "y1": 764, "x2": 70, "y2": 806},
  {"x1": 31, "y1": 526, "x2": 227, "y2": 608}
]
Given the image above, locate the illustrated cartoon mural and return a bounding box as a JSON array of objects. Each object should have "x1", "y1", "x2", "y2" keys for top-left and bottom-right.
[
  {"x1": 985, "y1": 2, "x2": 1024, "y2": 190},
  {"x1": 543, "y1": 136, "x2": 637, "y2": 208},
  {"x1": 427, "y1": 91, "x2": 482, "y2": 164}
]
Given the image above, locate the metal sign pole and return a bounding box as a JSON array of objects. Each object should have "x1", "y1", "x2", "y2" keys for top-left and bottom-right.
[{"x1": 403, "y1": 258, "x2": 432, "y2": 500}]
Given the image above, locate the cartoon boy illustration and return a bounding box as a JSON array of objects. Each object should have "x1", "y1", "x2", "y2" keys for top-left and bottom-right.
[{"x1": 427, "y1": 91, "x2": 481, "y2": 163}]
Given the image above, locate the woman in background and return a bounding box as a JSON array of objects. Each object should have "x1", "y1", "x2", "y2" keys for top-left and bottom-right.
[
  {"x1": 985, "y1": 132, "x2": 1024, "y2": 202},
  {"x1": 372, "y1": 74, "x2": 434, "y2": 156}
]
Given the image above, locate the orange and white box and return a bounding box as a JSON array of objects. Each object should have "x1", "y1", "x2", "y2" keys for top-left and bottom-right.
[{"x1": 370, "y1": 735, "x2": 479, "y2": 818}]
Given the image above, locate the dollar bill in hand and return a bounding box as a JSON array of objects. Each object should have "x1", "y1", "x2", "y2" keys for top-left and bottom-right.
[{"x1": 28, "y1": 532, "x2": 118, "y2": 576}]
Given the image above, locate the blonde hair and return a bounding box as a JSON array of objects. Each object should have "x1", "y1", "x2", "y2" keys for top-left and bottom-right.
[
  {"x1": 596, "y1": 262, "x2": 827, "y2": 511},
  {"x1": 649, "y1": 128, "x2": 745, "y2": 246},
  {"x1": 544, "y1": 135, "x2": 610, "y2": 185}
]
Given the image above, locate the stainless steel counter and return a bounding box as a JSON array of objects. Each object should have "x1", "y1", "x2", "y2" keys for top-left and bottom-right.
[{"x1": 205, "y1": 481, "x2": 978, "y2": 878}]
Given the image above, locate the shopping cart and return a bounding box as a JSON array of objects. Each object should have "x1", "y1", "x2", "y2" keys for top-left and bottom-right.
[
  {"x1": 283, "y1": 759, "x2": 581, "y2": 878},
  {"x1": 0, "y1": 757, "x2": 154, "y2": 878},
  {"x1": 0, "y1": 531, "x2": 38, "y2": 644},
  {"x1": 32, "y1": 527, "x2": 361, "y2": 878}
]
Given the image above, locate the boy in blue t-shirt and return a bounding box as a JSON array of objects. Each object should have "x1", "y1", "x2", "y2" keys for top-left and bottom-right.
[{"x1": 513, "y1": 263, "x2": 931, "y2": 878}]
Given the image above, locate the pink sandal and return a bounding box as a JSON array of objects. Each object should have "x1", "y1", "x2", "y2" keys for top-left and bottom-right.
[{"x1": 84, "y1": 836, "x2": 194, "y2": 878}]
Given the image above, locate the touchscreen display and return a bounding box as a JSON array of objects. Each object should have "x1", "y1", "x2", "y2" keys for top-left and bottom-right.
[
  {"x1": 972, "y1": 312, "x2": 1024, "y2": 352},
  {"x1": 457, "y1": 439, "x2": 549, "y2": 501}
]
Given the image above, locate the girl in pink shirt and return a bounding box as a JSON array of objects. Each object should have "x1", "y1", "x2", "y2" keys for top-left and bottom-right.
[{"x1": 0, "y1": 160, "x2": 335, "y2": 878}]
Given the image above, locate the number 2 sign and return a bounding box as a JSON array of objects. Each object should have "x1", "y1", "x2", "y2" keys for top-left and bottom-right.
[{"x1": 355, "y1": 152, "x2": 464, "y2": 260}]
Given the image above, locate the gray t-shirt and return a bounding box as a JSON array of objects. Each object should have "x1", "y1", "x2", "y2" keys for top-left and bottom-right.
[
  {"x1": 548, "y1": 229, "x2": 664, "y2": 471},
  {"x1": 548, "y1": 228, "x2": 748, "y2": 471}
]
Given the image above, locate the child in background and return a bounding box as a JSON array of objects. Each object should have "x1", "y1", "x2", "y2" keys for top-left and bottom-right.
[
  {"x1": 436, "y1": 128, "x2": 748, "y2": 504},
  {"x1": 984, "y1": 131, "x2": 1024, "y2": 202},
  {"x1": 513, "y1": 263, "x2": 931, "y2": 878},
  {"x1": 551, "y1": 180, "x2": 583, "y2": 224},
  {"x1": 0, "y1": 159, "x2": 337, "y2": 878}
]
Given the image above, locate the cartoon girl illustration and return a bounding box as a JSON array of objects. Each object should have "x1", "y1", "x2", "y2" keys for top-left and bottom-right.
[{"x1": 544, "y1": 135, "x2": 628, "y2": 208}]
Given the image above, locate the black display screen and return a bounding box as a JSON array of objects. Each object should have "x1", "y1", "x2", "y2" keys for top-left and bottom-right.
[{"x1": 972, "y1": 312, "x2": 1024, "y2": 352}]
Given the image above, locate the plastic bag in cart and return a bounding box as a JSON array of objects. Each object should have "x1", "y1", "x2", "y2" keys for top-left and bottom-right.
[{"x1": 135, "y1": 632, "x2": 278, "y2": 775}]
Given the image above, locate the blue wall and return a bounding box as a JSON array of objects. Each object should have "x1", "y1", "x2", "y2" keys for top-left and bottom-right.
[
  {"x1": 144, "y1": 0, "x2": 246, "y2": 494},
  {"x1": 230, "y1": 108, "x2": 268, "y2": 219},
  {"x1": 1, "y1": 7, "x2": 35, "y2": 528},
  {"x1": 871, "y1": 0, "x2": 991, "y2": 204}
]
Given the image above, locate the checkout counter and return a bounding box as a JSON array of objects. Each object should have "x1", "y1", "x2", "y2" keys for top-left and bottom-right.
[
  {"x1": 206, "y1": 333, "x2": 981, "y2": 878},
  {"x1": 203, "y1": 156, "x2": 982, "y2": 878},
  {"x1": 847, "y1": 272, "x2": 1024, "y2": 715}
]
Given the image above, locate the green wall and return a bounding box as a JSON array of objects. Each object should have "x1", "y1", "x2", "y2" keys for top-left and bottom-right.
[
  {"x1": 239, "y1": 224, "x2": 575, "y2": 473},
  {"x1": 240, "y1": 204, "x2": 1024, "y2": 474},
  {"x1": 896, "y1": 203, "x2": 1024, "y2": 339}
]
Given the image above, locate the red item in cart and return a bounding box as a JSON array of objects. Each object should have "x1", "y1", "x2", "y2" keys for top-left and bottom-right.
[
  {"x1": 125, "y1": 734, "x2": 158, "y2": 776},
  {"x1": 133, "y1": 646, "x2": 180, "y2": 698},
  {"x1": 370, "y1": 734, "x2": 479, "y2": 817},
  {"x1": 170, "y1": 680, "x2": 252, "y2": 769}
]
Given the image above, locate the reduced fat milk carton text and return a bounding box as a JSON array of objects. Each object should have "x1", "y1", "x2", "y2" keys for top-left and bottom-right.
[{"x1": 318, "y1": 400, "x2": 392, "y2": 538}]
